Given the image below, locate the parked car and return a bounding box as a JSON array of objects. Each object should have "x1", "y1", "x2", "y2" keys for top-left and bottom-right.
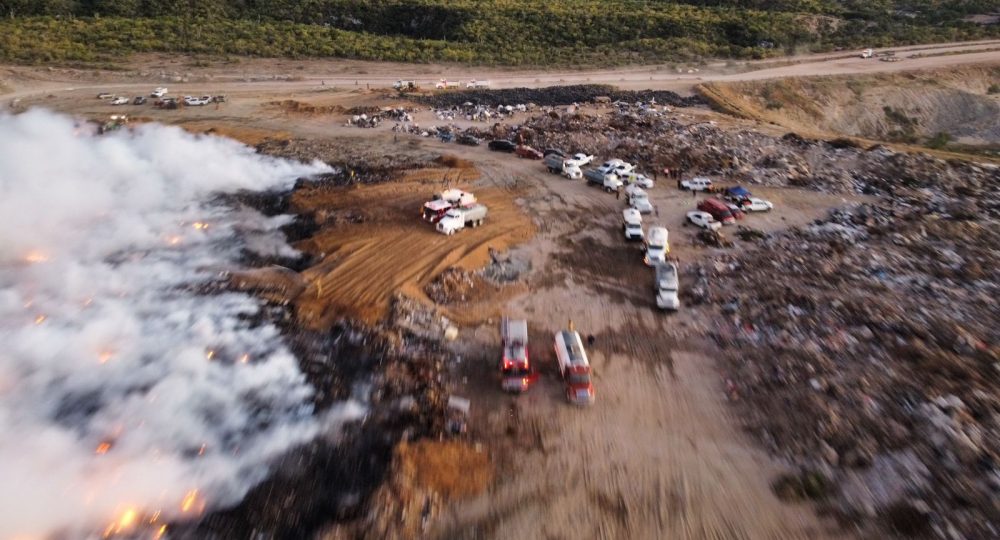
[
  {"x1": 515, "y1": 145, "x2": 543, "y2": 159},
  {"x1": 543, "y1": 148, "x2": 566, "y2": 157},
  {"x1": 697, "y1": 198, "x2": 737, "y2": 225},
  {"x1": 565, "y1": 153, "x2": 594, "y2": 167},
  {"x1": 155, "y1": 98, "x2": 178, "y2": 110},
  {"x1": 457, "y1": 134, "x2": 480, "y2": 146},
  {"x1": 740, "y1": 197, "x2": 774, "y2": 212},
  {"x1": 184, "y1": 96, "x2": 211, "y2": 106},
  {"x1": 620, "y1": 171, "x2": 654, "y2": 189},
  {"x1": 488, "y1": 139, "x2": 517, "y2": 152},
  {"x1": 132, "y1": 96, "x2": 147, "y2": 105},
  {"x1": 724, "y1": 203, "x2": 747, "y2": 220},
  {"x1": 680, "y1": 177, "x2": 713, "y2": 191},
  {"x1": 622, "y1": 208, "x2": 644, "y2": 241},
  {"x1": 562, "y1": 165, "x2": 583, "y2": 180},
  {"x1": 110, "y1": 96, "x2": 129, "y2": 105},
  {"x1": 150, "y1": 87, "x2": 168, "y2": 98},
  {"x1": 597, "y1": 159, "x2": 634, "y2": 176},
  {"x1": 97, "y1": 92, "x2": 113, "y2": 100},
  {"x1": 212, "y1": 95, "x2": 226, "y2": 103},
  {"x1": 685, "y1": 211, "x2": 722, "y2": 230}
]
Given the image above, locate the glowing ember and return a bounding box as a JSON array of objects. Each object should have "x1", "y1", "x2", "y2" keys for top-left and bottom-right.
[
  {"x1": 239, "y1": 354, "x2": 249, "y2": 364},
  {"x1": 180, "y1": 489, "x2": 205, "y2": 515},
  {"x1": 98, "y1": 351, "x2": 114, "y2": 364},
  {"x1": 192, "y1": 222, "x2": 209, "y2": 230},
  {"x1": 205, "y1": 350, "x2": 215, "y2": 360},
  {"x1": 166, "y1": 236, "x2": 182, "y2": 246},
  {"x1": 198, "y1": 444, "x2": 206, "y2": 456},
  {"x1": 95, "y1": 442, "x2": 111, "y2": 455},
  {"x1": 155, "y1": 525, "x2": 167, "y2": 539},
  {"x1": 23, "y1": 251, "x2": 49, "y2": 263},
  {"x1": 33, "y1": 315, "x2": 46, "y2": 325}
]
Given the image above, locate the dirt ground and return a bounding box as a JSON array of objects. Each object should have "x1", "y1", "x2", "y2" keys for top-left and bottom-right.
[{"x1": 2, "y1": 51, "x2": 979, "y2": 539}]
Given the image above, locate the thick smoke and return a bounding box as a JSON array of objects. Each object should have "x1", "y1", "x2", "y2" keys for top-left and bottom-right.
[{"x1": 0, "y1": 110, "x2": 351, "y2": 538}]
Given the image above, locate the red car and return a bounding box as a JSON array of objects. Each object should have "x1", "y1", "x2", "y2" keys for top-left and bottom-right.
[
  {"x1": 697, "y1": 198, "x2": 738, "y2": 224},
  {"x1": 515, "y1": 145, "x2": 543, "y2": 159}
]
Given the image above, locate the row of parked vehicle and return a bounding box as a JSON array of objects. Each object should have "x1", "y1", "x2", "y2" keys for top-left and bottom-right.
[
  {"x1": 682, "y1": 182, "x2": 774, "y2": 230},
  {"x1": 97, "y1": 88, "x2": 225, "y2": 107}
]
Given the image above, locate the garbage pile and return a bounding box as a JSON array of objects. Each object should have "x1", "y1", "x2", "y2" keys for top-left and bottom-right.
[
  {"x1": 418, "y1": 84, "x2": 703, "y2": 108},
  {"x1": 424, "y1": 268, "x2": 476, "y2": 304},
  {"x1": 705, "y1": 155, "x2": 999, "y2": 537},
  {"x1": 347, "y1": 106, "x2": 415, "y2": 128},
  {"x1": 433, "y1": 102, "x2": 528, "y2": 123}
]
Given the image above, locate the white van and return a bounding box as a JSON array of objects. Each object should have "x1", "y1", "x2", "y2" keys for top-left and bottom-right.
[
  {"x1": 622, "y1": 208, "x2": 643, "y2": 241},
  {"x1": 644, "y1": 226, "x2": 669, "y2": 266}
]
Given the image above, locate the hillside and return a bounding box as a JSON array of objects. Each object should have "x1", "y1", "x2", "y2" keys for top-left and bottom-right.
[
  {"x1": 1, "y1": 1, "x2": 999, "y2": 65},
  {"x1": 699, "y1": 65, "x2": 1000, "y2": 153}
]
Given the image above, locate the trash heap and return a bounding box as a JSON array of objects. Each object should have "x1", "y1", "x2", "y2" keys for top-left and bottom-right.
[
  {"x1": 418, "y1": 84, "x2": 703, "y2": 108},
  {"x1": 704, "y1": 153, "x2": 999, "y2": 537}
]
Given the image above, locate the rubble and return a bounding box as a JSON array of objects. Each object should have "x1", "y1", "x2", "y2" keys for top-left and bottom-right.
[
  {"x1": 418, "y1": 84, "x2": 703, "y2": 109},
  {"x1": 703, "y1": 150, "x2": 999, "y2": 537}
]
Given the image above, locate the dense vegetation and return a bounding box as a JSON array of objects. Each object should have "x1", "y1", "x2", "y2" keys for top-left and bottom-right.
[{"x1": 1, "y1": 1, "x2": 998, "y2": 65}]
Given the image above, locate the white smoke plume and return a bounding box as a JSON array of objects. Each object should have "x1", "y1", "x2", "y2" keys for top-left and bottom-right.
[{"x1": 0, "y1": 109, "x2": 349, "y2": 539}]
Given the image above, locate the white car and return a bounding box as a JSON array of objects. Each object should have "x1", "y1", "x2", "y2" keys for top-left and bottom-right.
[
  {"x1": 680, "y1": 177, "x2": 713, "y2": 191},
  {"x1": 151, "y1": 87, "x2": 168, "y2": 98},
  {"x1": 686, "y1": 211, "x2": 722, "y2": 230},
  {"x1": 597, "y1": 159, "x2": 634, "y2": 175},
  {"x1": 110, "y1": 96, "x2": 129, "y2": 105},
  {"x1": 184, "y1": 96, "x2": 211, "y2": 106},
  {"x1": 620, "y1": 171, "x2": 654, "y2": 189},
  {"x1": 655, "y1": 262, "x2": 680, "y2": 311},
  {"x1": 565, "y1": 153, "x2": 594, "y2": 167},
  {"x1": 563, "y1": 165, "x2": 583, "y2": 180},
  {"x1": 741, "y1": 197, "x2": 774, "y2": 212}
]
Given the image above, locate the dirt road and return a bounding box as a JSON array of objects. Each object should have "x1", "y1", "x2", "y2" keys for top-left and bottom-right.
[{"x1": 3, "y1": 40, "x2": 999, "y2": 102}]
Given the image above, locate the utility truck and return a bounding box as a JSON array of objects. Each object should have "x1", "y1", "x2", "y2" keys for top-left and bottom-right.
[
  {"x1": 435, "y1": 79, "x2": 460, "y2": 89},
  {"x1": 585, "y1": 169, "x2": 623, "y2": 192},
  {"x1": 421, "y1": 189, "x2": 476, "y2": 222},
  {"x1": 436, "y1": 204, "x2": 488, "y2": 235}
]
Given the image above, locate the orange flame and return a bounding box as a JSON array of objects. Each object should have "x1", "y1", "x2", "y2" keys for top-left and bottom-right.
[
  {"x1": 33, "y1": 315, "x2": 46, "y2": 325},
  {"x1": 180, "y1": 489, "x2": 205, "y2": 514},
  {"x1": 192, "y1": 222, "x2": 209, "y2": 230},
  {"x1": 95, "y1": 442, "x2": 111, "y2": 455}
]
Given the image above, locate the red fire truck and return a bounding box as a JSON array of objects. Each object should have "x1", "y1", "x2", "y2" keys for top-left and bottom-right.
[{"x1": 500, "y1": 317, "x2": 537, "y2": 393}]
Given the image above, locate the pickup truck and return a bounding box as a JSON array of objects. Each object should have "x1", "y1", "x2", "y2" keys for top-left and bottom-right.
[
  {"x1": 644, "y1": 226, "x2": 669, "y2": 266},
  {"x1": 434, "y1": 79, "x2": 460, "y2": 89},
  {"x1": 584, "y1": 169, "x2": 623, "y2": 192},
  {"x1": 620, "y1": 171, "x2": 654, "y2": 189},
  {"x1": 150, "y1": 87, "x2": 168, "y2": 98},
  {"x1": 681, "y1": 177, "x2": 713, "y2": 191},
  {"x1": 597, "y1": 159, "x2": 635, "y2": 177},
  {"x1": 436, "y1": 204, "x2": 488, "y2": 235},
  {"x1": 466, "y1": 80, "x2": 491, "y2": 88},
  {"x1": 626, "y1": 187, "x2": 654, "y2": 214},
  {"x1": 622, "y1": 208, "x2": 644, "y2": 241},
  {"x1": 685, "y1": 211, "x2": 722, "y2": 230},
  {"x1": 565, "y1": 153, "x2": 594, "y2": 167},
  {"x1": 655, "y1": 262, "x2": 680, "y2": 311}
]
